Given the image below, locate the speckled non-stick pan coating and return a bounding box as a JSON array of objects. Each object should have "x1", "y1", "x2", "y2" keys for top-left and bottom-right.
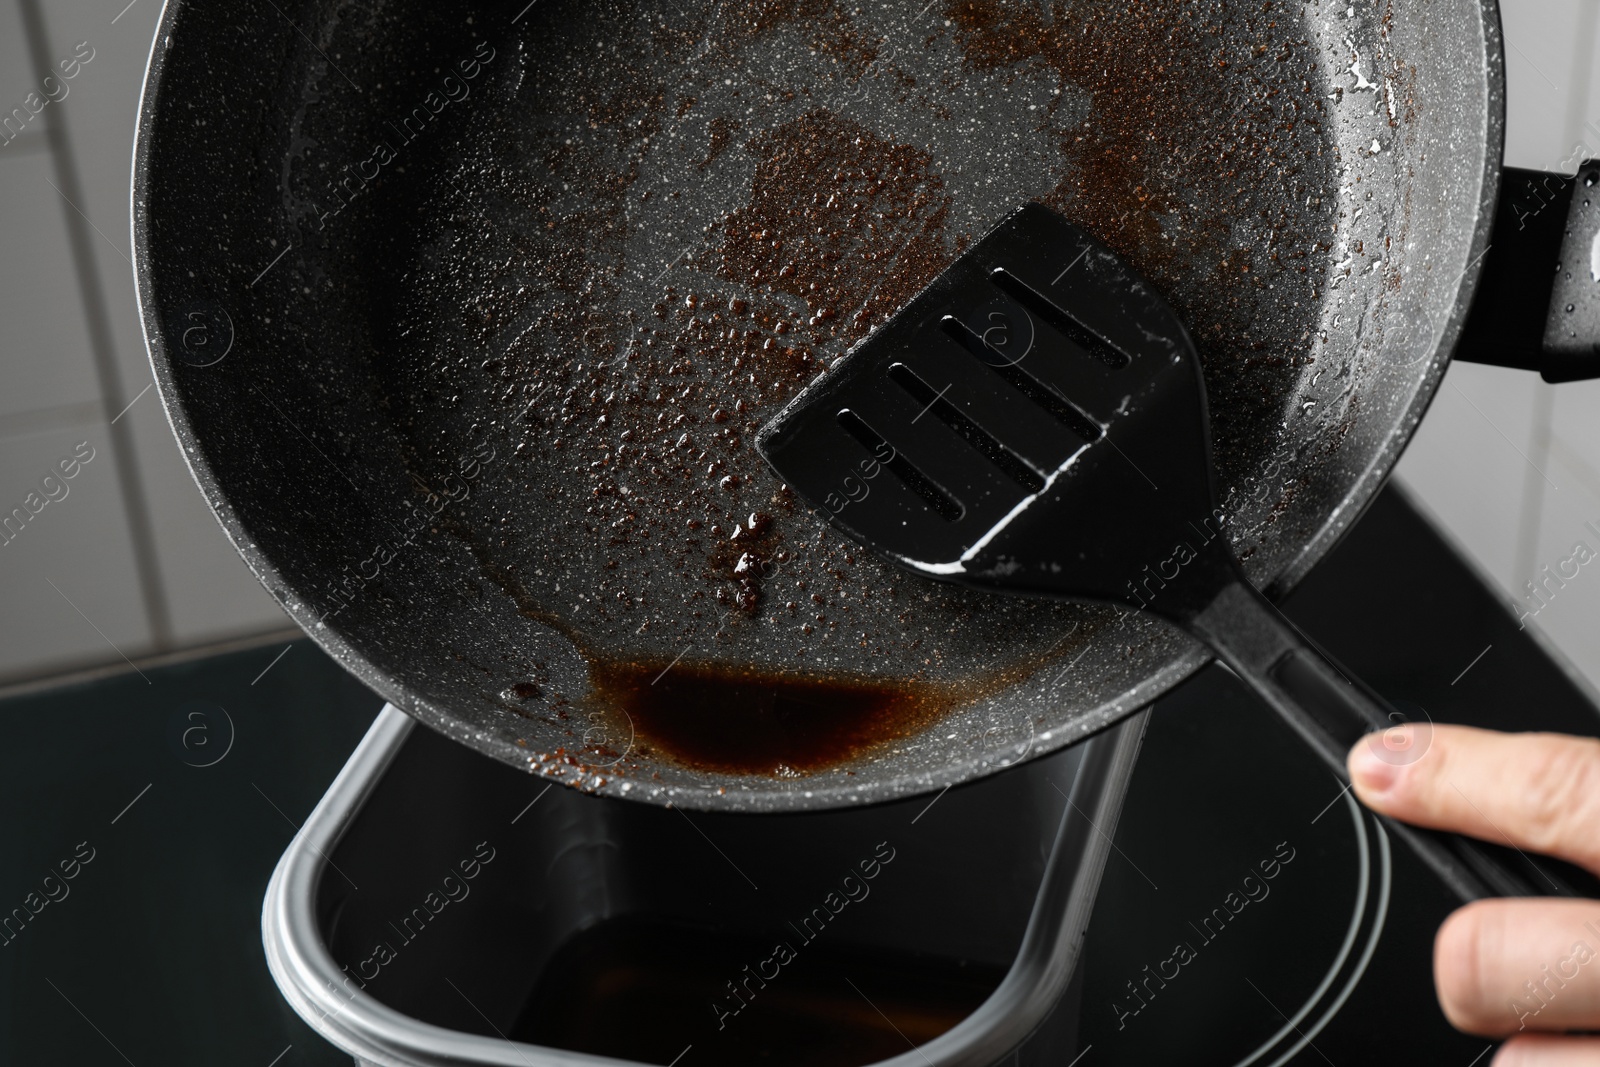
[{"x1": 135, "y1": 0, "x2": 1502, "y2": 810}]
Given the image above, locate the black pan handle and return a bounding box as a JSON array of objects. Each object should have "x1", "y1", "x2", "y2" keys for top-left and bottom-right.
[
  {"x1": 1183, "y1": 577, "x2": 1583, "y2": 903},
  {"x1": 1455, "y1": 162, "x2": 1600, "y2": 382}
]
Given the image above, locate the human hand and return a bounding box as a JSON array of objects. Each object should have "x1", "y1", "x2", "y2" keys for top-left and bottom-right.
[{"x1": 1349, "y1": 724, "x2": 1600, "y2": 1065}]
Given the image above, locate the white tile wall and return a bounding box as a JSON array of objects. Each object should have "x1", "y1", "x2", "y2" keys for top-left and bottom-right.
[
  {"x1": 0, "y1": 422, "x2": 150, "y2": 673},
  {"x1": 0, "y1": 150, "x2": 99, "y2": 421},
  {"x1": 0, "y1": 0, "x2": 1594, "y2": 688},
  {"x1": 0, "y1": 0, "x2": 48, "y2": 156},
  {"x1": 1501, "y1": 0, "x2": 1598, "y2": 169},
  {"x1": 0, "y1": 0, "x2": 287, "y2": 684},
  {"x1": 1393, "y1": 363, "x2": 1544, "y2": 593},
  {"x1": 1528, "y1": 380, "x2": 1600, "y2": 683},
  {"x1": 1395, "y1": 1, "x2": 1600, "y2": 689},
  {"x1": 29, "y1": 0, "x2": 294, "y2": 648}
]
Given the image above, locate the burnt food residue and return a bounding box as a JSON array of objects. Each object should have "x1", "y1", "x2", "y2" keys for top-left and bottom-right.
[{"x1": 590, "y1": 660, "x2": 956, "y2": 776}]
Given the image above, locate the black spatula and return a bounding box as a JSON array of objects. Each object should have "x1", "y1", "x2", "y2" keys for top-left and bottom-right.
[{"x1": 757, "y1": 203, "x2": 1554, "y2": 902}]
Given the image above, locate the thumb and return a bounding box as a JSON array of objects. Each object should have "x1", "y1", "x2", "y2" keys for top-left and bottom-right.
[{"x1": 1348, "y1": 724, "x2": 1600, "y2": 876}]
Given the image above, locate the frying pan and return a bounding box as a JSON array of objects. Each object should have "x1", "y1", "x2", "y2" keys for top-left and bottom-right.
[{"x1": 136, "y1": 0, "x2": 1510, "y2": 811}]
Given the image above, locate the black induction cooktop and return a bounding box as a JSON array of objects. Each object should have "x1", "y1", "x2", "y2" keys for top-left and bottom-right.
[
  {"x1": 1, "y1": 483, "x2": 1596, "y2": 1066},
  {"x1": 1069, "y1": 486, "x2": 1600, "y2": 1065}
]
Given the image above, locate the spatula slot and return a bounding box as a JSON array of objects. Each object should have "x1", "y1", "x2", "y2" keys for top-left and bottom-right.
[
  {"x1": 836, "y1": 409, "x2": 965, "y2": 522},
  {"x1": 885, "y1": 363, "x2": 1047, "y2": 491},
  {"x1": 989, "y1": 268, "x2": 1132, "y2": 369},
  {"x1": 940, "y1": 317, "x2": 1104, "y2": 445}
]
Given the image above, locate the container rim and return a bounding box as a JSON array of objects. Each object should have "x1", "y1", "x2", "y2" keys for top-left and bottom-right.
[{"x1": 261, "y1": 706, "x2": 1148, "y2": 1067}]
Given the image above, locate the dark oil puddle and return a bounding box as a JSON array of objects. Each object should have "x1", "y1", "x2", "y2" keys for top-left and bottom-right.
[
  {"x1": 510, "y1": 915, "x2": 1004, "y2": 1067},
  {"x1": 588, "y1": 660, "x2": 959, "y2": 776}
]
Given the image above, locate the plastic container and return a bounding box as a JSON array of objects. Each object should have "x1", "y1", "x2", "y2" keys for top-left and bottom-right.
[{"x1": 263, "y1": 706, "x2": 1145, "y2": 1067}]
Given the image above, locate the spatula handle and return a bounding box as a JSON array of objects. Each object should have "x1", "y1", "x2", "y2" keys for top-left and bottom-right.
[{"x1": 1184, "y1": 578, "x2": 1564, "y2": 903}]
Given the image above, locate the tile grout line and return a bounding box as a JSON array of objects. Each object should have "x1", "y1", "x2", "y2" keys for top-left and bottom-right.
[{"x1": 17, "y1": 0, "x2": 173, "y2": 648}]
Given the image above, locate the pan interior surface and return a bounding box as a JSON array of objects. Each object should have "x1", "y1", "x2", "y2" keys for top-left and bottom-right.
[{"x1": 137, "y1": 0, "x2": 1496, "y2": 808}]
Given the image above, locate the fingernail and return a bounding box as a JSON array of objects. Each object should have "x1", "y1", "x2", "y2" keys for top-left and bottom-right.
[{"x1": 1348, "y1": 737, "x2": 1399, "y2": 794}]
